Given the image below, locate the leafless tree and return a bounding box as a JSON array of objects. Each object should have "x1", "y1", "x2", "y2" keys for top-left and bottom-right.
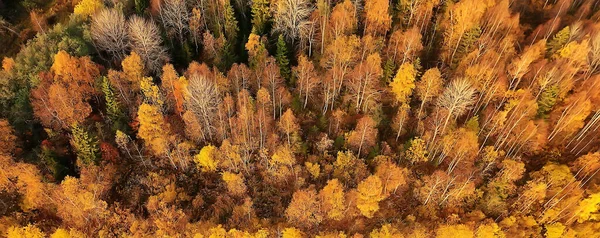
[
  {"x1": 159, "y1": 0, "x2": 189, "y2": 45},
  {"x1": 429, "y1": 79, "x2": 476, "y2": 152},
  {"x1": 273, "y1": 0, "x2": 313, "y2": 45},
  {"x1": 128, "y1": 16, "x2": 169, "y2": 74},
  {"x1": 186, "y1": 73, "x2": 221, "y2": 142},
  {"x1": 91, "y1": 8, "x2": 129, "y2": 62}
]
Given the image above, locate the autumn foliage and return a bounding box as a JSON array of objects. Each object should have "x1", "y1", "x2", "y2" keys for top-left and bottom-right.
[{"x1": 2, "y1": 0, "x2": 600, "y2": 237}]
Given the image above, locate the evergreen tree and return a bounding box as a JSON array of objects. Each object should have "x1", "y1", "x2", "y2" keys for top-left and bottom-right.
[
  {"x1": 537, "y1": 85, "x2": 559, "y2": 118},
  {"x1": 382, "y1": 58, "x2": 396, "y2": 83},
  {"x1": 451, "y1": 27, "x2": 481, "y2": 68},
  {"x1": 134, "y1": 0, "x2": 148, "y2": 15},
  {"x1": 251, "y1": 0, "x2": 271, "y2": 35},
  {"x1": 70, "y1": 123, "x2": 99, "y2": 166},
  {"x1": 546, "y1": 26, "x2": 570, "y2": 58},
  {"x1": 276, "y1": 35, "x2": 292, "y2": 84},
  {"x1": 101, "y1": 77, "x2": 127, "y2": 132},
  {"x1": 223, "y1": 1, "x2": 239, "y2": 42}
]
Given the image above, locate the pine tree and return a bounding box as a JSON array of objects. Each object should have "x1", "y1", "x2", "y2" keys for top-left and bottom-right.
[
  {"x1": 70, "y1": 123, "x2": 99, "y2": 166},
  {"x1": 451, "y1": 27, "x2": 481, "y2": 68},
  {"x1": 251, "y1": 0, "x2": 271, "y2": 35},
  {"x1": 382, "y1": 58, "x2": 396, "y2": 83},
  {"x1": 537, "y1": 85, "x2": 559, "y2": 118},
  {"x1": 101, "y1": 77, "x2": 127, "y2": 132},
  {"x1": 546, "y1": 26, "x2": 570, "y2": 58},
  {"x1": 276, "y1": 35, "x2": 292, "y2": 84},
  {"x1": 223, "y1": 1, "x2": 239, "y2": 42},
  {"x1": 134, "y1": 0, "x2": 148, "y2": 14}
]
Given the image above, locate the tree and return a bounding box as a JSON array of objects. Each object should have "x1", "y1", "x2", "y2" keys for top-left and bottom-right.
[
  {"x1": 159, "y1": 0, "x2": 189, "y2": 45},
  {"x1": 347, "y1": 115, "x2": 378, "y2": 156},
  {"x1": 277, "y1": 109, "x2": 301, "y2": 148},
  {"x1": 348, "y1": 53, "x2": 383, "y2": 112},
  {"x1": 390, "y1": 62, "x2": 417, "y2": 105},
  {"x1": 122, "y1": 51, "x2": 145, "y2": 85},
  {"x1": 189, "y1": 8, "x2": 204, "y2": 51},
  {"x1": 415, "y1": 68, "x2": 443, "y2": 119},
  {"x1": 223, "y1": 1, "x2": 239, "y2": 42},
  {"x1": 137, "y1": 103, "x2": 170, "y2": 157},
  {"x1": 285, "y1": 188, "x2": 323, "y2": 228},
  {"x1": 318, "y1": 179, "x2": 346, "y2": 221},
  {"x1": 6, "y1": 225, "x2": 45, "y2": 238},
  {"x1": 74, "y1": 0, "x2": 104, "y2": 17},
  {"x1": 0, "y1": 119, "x2": 17, "y2": 155},
  {"x1": 160, "y1": 64, "x2": 186, "y2": 114},
  {"x1": 546, "y1": 26, "x2": 570, "y2": 57},
  {"x1": 328, "y1": 0, "x2": 357, "y2": 39},
  {"x1": 273, "y1": 0, "x2": 313, "y2": 45},
  {"x1": 387, "y1": 27, "x2": 423, "y2": 65},
  {"x1": 70, "y1": 123, "x2": 99, "y2": 166},
  {"x1": 320, "y1": 35, "x2": 360, "y2": 112},
  {"x1": 475, "y1": 222, "x2": 505, "y2": 238},
  {"x1": 363, "y1": 0, "x2": 391, "y2": 36},
  {"x1": 282, "y1": 228, "x2": 304, "y2": 238},
  {"x1": 370, "y1": 224, "x2": 403, "y2": 238},
  {"x1": 101, "y1": 76, "x2": 126, "y2": 130},
  {"x1": 194, "y1": 145, "x2": 218, "y2": 172},
  {"x1": 31, "y1": 51, "x2": 99, "y2": 130},
  {"x1": 251, "y1": 0, "x2": 271, "y2": 35},
  {"x1": 222, "y1": 172, "x2": 247, "y2": 196},
  {"x1": 128, "y1": 16, "x2": 169, "y2": 73},
  {"x1": 356, "y1": 175, "x2": 386, "y2": 218},
  {"x1": 91, "y1": 8, "x2": 129, "y2": 61},
  {"x1": 406, "y1": 137, "x2": 428, "y2": 164},
  {"x1": 185, "y1": 71, "x2": 220, "y2": 142},
  {"x1": 436, "y1": 224, "x2": 474, "y2": 238},
  {"x1": 375, "y1": 157, "x2": 408, "y2": 196},
  {"x1": 294, "y1": 55, "x2": 319, "y2": 109},
  {"x1": 52, "y1": 176, "x2": 109, "y2": 231},
  {"x1": 276, "y1": 35, "x2": 292, "y2": 83},
  {"x1": 431, "y1": 79, "x2": 476, "y2": 146}
]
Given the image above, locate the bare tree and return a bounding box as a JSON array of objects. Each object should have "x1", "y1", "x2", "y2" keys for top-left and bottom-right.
[
  {"x1": 128, "y1": 16, "x2": 169, "y2": 74},
  {"x1": 186, "y1": 73, "x2": 221, "y2": 142},
  {"x1": 91, "y1": 8, "x2": 129, "y2": 62},
  {"x1": 273, "y1": 0, "x2": 313, "y2": 45},
  {"x1": 429, "y1": 79, "x2": 476, "y2": 151},
  {"x1": 159, "y1": 0, "x2": 189, "y2": 45}
]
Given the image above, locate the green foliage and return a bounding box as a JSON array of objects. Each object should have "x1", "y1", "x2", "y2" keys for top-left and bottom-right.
[
  {"x1": 251, "y1": 0, "x2": 271, "y2": 35},
  {"x1": 15, "y1": 19, "x2": 92, "y2": 87},
  {"x1": 537, "y1": 85, "x2": 559, "y2": 118},
  {"x1": 101, "y1": 77, "x2": 128, "y2": 132},
  {"x1": 70, "y1": 124, "x2": 100, "y2": 166},
  {"x1": 382, "y1": 58, "x2": 396, "y2": 83},
  {"x1": 451, "y1": 27, "x2": 481, "y2": 68},
  {"x1": 276, "y1": 35, "x2": 292, "y2": 84},
  {"x1": 223, "y1": 1, "x2": 239, "y2": 42},
  {"x1": 134, "y1": 0, "x2": 149, "y2": 14},
  {"x1": 546, "y1": 26, "x2": 570, "y2": 58},
  {"x1": 465, "y1": 116, "x2": 480, "y2": 132}
]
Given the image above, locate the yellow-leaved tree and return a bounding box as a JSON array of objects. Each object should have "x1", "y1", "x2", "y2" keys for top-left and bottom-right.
[
  {"x1": 222, "y1": 172, "x2": 247, "y2": 196},
  {"x1": 137, "y1": 103, "x2": 170, "y2": 156},
  {"x1": 74, "y1": 0, "x2": 104, "y2": 17},
  {"x1": 194, "y1": 145, "x2": 218, "y2": 172},
  {"x1": 356, "y1": 175, "x2": 386, "y2": 218},
  {"x1": 390, "y1": 62, "x2": 417, "y2": 105}
]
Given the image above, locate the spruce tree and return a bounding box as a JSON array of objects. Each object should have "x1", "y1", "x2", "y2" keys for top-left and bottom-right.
[
  {"x1": 70, "y1": 124, "x2": 100, "y2": 166},
  {"x1": 223, "y1": 1, "x2": 239, "y2": 42},
  {"x1": 546, "y1": 26, "x2": 570, "y2": 58},
  {"x1": 251, "y1": 0, "x2": 271, "y2": 35},
  {"x1": 101, "y1": 77, "x2": 127, "y2": 132},
  {"x1": 276, "y1": 35, "x2": 292, "y2": 84}
]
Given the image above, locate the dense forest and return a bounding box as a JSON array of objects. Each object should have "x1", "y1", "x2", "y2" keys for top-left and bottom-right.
[{"x1": 1, "y1": 0, "x2": 600, "y2": 237}]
